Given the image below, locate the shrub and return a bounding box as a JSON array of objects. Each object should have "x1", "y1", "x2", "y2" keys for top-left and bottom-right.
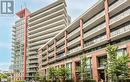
[
  {"x1": 80, "y1": 79, "x2": 96, "y2": 82},
  {"x1": 14, "y1": 81, "x2": 25, "y2": 82},
  {"x1": 65, "y1": 79, "x2": 73, "y2": 82},
  {"x1": 118, "y1": 78, "x2": 130, "y2": 82}
]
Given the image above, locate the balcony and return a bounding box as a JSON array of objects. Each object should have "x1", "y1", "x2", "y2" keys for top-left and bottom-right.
[
  {"x1": 29, "y1": 14, "x2": 65, "y2": 30},
  {"x1": 48, "y1": 45, "x2": 54, "y2": 52},
  {"x1": 57, "y1": 45, "x2": 64, "y2": 53},
  {"x1": 42, "y1": 57, "x2": 47, "y2": 62},
  {"x1": 27, "y1": 69, "x2": 37, "y2": 73},
  {"x1": 67, "y1": 37, "x2": 80, "y2": 48},
  {"x1": 56, "y1": 53, "x2": 65, "y2": 61},
  {"x1": 29, "y1": 24, "x2": 65, "y2": 37},
  {"x1": 83, "y1": 11, "x2": 105, "y2": 31},
  {"x1": 29, "y1": 8, "x2": 66, "y2": 26},
  {"x1": 28, "y1": 64, "x2": 38, "y2": 68},
  {"x1": 110, "y1": 8, "x2": 130, "y2": 29},
  {"x1": 29, "y1": 3, "x2": 65, "y2": 22},
  {"x1": 42, "y1": 51, "x2": 46, "y2": 57},
  {"x1": 28, "y1": 39, "x2": 49, "y2": 47},
  {"x1": 29, "y1": 19, "x2": 66, "y2": 34},
  {"x1": 29, "y1": 45, "x2": 41, "y2": 51},
  {"x1": 48, "y1": 51, "x2": 54, "y2": 58},
  {"x1": 28, "y1": 51, "x2": 37, "y2": 55},
  {"x1": 28, "y1": 55, "x2": 37, "y2": 60},
  {"x1": 29, "y1": 60, "x2": 38, "y2": 64},
  {"x1": 84, "y1": 35, "x2": 107, "y2": 50},
  {"x1": 42, "y1": 61, "x2": 48, "y2": 66},
  {"x1": 57, "y1": 38, "x2": 64, "y2": 46},
  {"x1": 67, "y1": 27, "x2": 80, "y2": 39},
  {"x1": 110, "y1": 24, "x2": 130, "y2": 40},
  {"x1": 48, "y1": 58, "x2": 56, "y2": 64},
  {"x1": 84, "y1": 23, "x2": 105, "y2": 41},
  {"x1": 28, "y1": 31, "x2": 59, "y2": 40},
  {"x1": 109, "y1": 0, "x2": 130, "y2": 17},
  {"x1": 67, "y1": 46, "x2": 81, "y2": 57}
]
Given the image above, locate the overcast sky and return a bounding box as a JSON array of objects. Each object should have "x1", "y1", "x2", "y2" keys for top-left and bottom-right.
[{"x1": 0, "y1": 0, "x2": 98, "y2": 71}]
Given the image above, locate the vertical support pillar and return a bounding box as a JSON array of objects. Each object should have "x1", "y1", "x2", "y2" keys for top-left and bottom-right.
[
  {"x1": 104, "y1": 0, "x2": 110, "y2": 40},
  {"x1": 127, "y1": 43, "x2": 130, "y2": 68},
  {"x1": 65, "y1": 31, "x2": 68, "y2": 55},
  {"x1": 38, "y1": 49, "x2": 43, "y2": 70},
  {"x1": 92, "y1": 55, "x2": 98, "y2": 82},
  {"x1": 54, "y1": 39, "x2": 57, "y2": 58},
  {"x1": 72, "y1": 61, "x2": 76, "y2": 82},
  {"x1": 23, "y1": 15, "x2": 27, "y2": 80},
  {"x1": 46, "y1": 45, "x2": 49, "y2": 63},
  {"x1": 80, "y1": 19, "x2": 84, "y2": 49}
]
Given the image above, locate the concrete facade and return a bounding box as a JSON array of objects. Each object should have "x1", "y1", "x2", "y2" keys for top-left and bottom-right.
[
  {"x1": 38, "y1": 0, "x2": 130, "y2": 82},
  {"x1": 27, "y1": 0, "x2": 70, "y2": 80},
  {"x1": 12, "y1": 8, "x2": 30, "y2": 80}
]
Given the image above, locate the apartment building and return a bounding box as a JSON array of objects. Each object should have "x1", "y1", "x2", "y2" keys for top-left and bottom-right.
[
  {"x1": 38, "y1": 0, "x2": 130, "y2": 82},
  {"x1": 12, "y1": 8, "x2": 30, "y2": 81},
  {"x1": 27, "y1": 0, "x2": 70, "y2": 80}
]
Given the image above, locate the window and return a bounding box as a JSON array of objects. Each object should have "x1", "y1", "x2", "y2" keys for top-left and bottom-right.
[
  {"x1": 66, "y1": 63, "x2": 72, "y2": 80},
  {"x1": 86, "y1": 58, "x2": 92, "y2": 79},
  {"x1": 98, "y1": 56, "x2": 107, "y2": 68},
  {"x1": 117, "y1": 48, "x2": 127, "y2": 58}
]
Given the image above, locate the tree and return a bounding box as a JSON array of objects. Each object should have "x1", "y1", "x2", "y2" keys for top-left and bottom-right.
[
  {"x1": 105, "y1": 45, "x2": 130, "y2": 82},
  {"x1": 34, "y1": 72, "x2": 46, "y2": 82},
  {"x1": 57, "y1": 66, "x2": 70, "y2": 82},
  {"x1": 48, "y1": 66, "x2": 70, "y2": 82},
  {"x1": 48, "y1": 66, "x2": 57, "y2": 81}
]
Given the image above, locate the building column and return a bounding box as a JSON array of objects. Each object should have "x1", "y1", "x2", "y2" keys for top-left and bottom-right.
[
  {"x1": 80, "y1": 19, "x2": 84, "y2": 49},
  {"x1": 23, "y1": 16, "x2": 27, "y2": 80},
  {"x1": 54, "y1": 39, "x2": 57, "y2": 58},
  {"x1": 127, "y1": 42, "x2": 130, "y2": 67},
  {"x1": 38, "y1": 49, "x2": 43, "y2": 70},
  {"x1": 72, "y1": 61, "x2": 76, "y2": 82},
  {"x1": 104, "y1": 0, "x2": 110, "y2": 40},
  {"x1": 64, "y1": 31, "x2": 68, "y2": 55},
  {"x1": 92, "y1": 55, "x2": 98, "y2": 82},
  {"x1": 46, "y1": 45, "x2": 49, "y2": 63}
]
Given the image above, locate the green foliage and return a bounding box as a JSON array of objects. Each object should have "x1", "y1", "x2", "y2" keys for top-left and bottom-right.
[
  {"x1": 57, "y1": 67, "x2": 69, "y2": 77},
  {"x1": 34, "y1": 72, "x2": 46, "y2": 82},
  {"x1": 0, "y1": 73, "x2": 8, "y2": 78},
  {"x1": 14, "y1": 80, "x2": 24, "y2": 82},
  {"x1": 78, "y1": 56, "x2": 92, "y2": 81},
  {"x1": 80, "y1": 79, "x2": 96, "y2": 82},
  {"x1": 48, "y1": 66, "x2": 70, "y2": 82},
  {"x1": 105, "y1": 45, "x2": 130, "y2": 82},
  {"x1": 48, "y1": 66, "x2": 58, "y2": 80},
  {"x1": 118, "y1": 78, "x2": 130, "y2": 82}
]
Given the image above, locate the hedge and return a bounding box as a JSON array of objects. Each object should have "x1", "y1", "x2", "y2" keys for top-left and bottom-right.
[
  {"x1": 80, "y1": 79, "x2": 96, "y2": 82},
  {"x1": 46, "y1": 79, "x2": 96, "y2": 82},
  {"x1": 118, "y1": 78, "x2": 130, "y2": 82}
]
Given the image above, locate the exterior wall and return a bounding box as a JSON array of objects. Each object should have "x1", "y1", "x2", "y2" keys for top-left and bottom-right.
[
  {"x1": 12, "y1": 18, "x2": 25, "y2": 80},
  {"x1": 12, "y1": 8, "x2": 30, "y2": 81},
  {"x1": 38, "y1": 0, "x2": 130, "y2": 82},
  {"x1": 27, "y1": 0, "x2": 69, "y2": 80}
]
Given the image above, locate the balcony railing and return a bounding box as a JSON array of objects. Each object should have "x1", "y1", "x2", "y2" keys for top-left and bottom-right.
[
  {"x1": 67, "y1": 46, "x2": 81, "y2": 54},
  {"x1": 68, "y1": 37, "x2": 80, "y2": 46},
  {"x1": 84, "y1": 23, "x2": 105, "y2": 39},
  {"x1": 57, "y1": 45, "x2": 64, "y2": 52},
  {"x1": 110, "y1": 8, "x2": 130, "y2": 24},
  {"x1": 57, "y1": 38, "x2": 64, "y2": 45},
  {"x1": 111, "y1": 24, "x2": 130, "y2": 38},
  {"x1": 29, "y1": 9, "x2": 65, "y2": 26},
  {"x1": 68, "y1": 27, "x2": 80, "y2": 38},
  {"x1": 83, "y1": 11, "x2": 105, "y2": 28},
  {"x1": 29, "y1": 3, "x2": 65, "y2": 22},
  {"x1": 84, "y1": 35, "x2": 106, "y2": 47}
]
